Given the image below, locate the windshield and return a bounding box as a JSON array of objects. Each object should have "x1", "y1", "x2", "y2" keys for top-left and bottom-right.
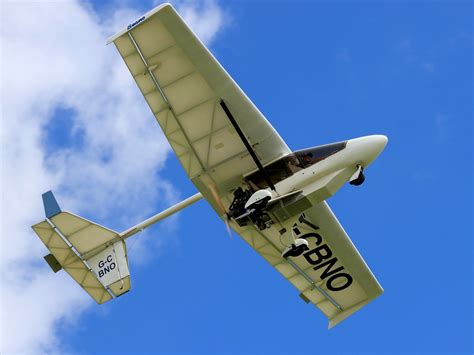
[{"x1": 294, "y1": 141, "x2": 347, "y2": 168}]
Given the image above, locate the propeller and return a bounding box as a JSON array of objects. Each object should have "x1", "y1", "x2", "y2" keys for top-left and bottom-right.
[{"x1": 207, "y1": 183, "x2": 233, "y2": 239}]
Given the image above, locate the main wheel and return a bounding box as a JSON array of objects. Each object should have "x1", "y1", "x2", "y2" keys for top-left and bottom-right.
[{"x1": 350, "y1": 171, "x2": 365, "y2": 186}]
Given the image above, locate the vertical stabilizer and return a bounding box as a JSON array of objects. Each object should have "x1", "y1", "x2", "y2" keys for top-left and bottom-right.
[{"x1": 42, "y1": 191, "x2": 61, "y2": 218}]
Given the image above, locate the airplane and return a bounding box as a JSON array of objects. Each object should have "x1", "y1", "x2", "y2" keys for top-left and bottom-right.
[{"x1": 32, "y1": 3, "x2": 387, "y2": 329}]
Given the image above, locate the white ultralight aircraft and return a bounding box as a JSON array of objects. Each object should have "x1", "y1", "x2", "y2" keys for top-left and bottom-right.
[{"x1": 32, "y1": 3, "x2": 388, "y2": 329}]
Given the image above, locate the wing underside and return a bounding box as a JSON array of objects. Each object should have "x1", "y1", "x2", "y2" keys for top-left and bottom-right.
[
  {"x1": 234, "y1": 201, "x2": 383, "y2": 328},
  {"x1": 109, "y1": 3, "x2": 290, "y2": 213}
]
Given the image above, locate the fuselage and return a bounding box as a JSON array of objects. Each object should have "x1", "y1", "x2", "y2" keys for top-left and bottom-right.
[{"x1": 245, "y1": 135, "x2": 388, "y2": 204}]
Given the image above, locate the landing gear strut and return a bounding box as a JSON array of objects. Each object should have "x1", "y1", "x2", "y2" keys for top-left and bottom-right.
[
  {"x1": 255, "y1": 211, "x2": 271, "y2": 231},
  {"x1": 349, "y1": 165, "x2": 365, "y2": 186},
  {"x1": 281, "y1": 238, "x2": 309, "y2": 258}
]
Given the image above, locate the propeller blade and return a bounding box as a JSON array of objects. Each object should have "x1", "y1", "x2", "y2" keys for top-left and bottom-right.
[
  {"x1": 223, "y1": 218, "x2": 233, "y2": 240},
  {"x1": 207, "y1": 183, "x2": 233, "y2": 239}
]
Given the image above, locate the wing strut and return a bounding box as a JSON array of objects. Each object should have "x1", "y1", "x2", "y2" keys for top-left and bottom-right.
[{"x1": 219, "y1": 100, "x2": 276, "y2": 191}]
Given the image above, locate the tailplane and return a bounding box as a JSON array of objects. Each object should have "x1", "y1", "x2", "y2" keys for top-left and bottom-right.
[{"x1": 32, "y1": 191, "x2": 131, "y2": 304}]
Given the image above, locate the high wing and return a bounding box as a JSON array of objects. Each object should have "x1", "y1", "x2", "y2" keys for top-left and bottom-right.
[
  {"x1": 108, "y1": 3, "x2": 382, "y2": 327},
  {"x1": 235, "y1": 202, "x2": 383, "y2": 328},
  {"x1": 108, "y1": 3, "x2": 290, "y2": 212}
]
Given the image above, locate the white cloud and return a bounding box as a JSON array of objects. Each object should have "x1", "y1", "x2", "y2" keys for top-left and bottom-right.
[
  {"x1": 0, "y1": 1, "x2": 226, "y2": 353},
  {"x1": 173, "y1": 0, "x2": 227, "y2": 44}
]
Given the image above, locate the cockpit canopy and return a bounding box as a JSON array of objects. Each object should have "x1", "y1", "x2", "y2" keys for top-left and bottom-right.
[
  {"x1": 246, "y1": 141, "x2": 347, "y2": 189},
  {"x1": 295, "y1": 141, "x2": 347, "y2": 168}
]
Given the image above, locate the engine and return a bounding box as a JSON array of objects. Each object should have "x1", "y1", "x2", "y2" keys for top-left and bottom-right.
[{"x1": 228, "y1": 187, "x2": 273, "y2": 230}]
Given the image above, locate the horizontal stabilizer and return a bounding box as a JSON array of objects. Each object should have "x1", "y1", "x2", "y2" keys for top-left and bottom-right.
[{"x1": 32, "y1": 191, "x2": 131, "y2": 304}]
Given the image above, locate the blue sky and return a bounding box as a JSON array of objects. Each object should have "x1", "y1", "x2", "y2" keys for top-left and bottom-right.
[{"x1": 2, "y1": 0, "x2": 472, "y2": 353}]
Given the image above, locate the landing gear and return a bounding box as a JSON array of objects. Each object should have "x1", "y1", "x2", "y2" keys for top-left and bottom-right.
[
  {"x1": 349, "y1": 165, "x2": 365, "y2": 186},
  {"x1": 256, "y1": 212, "x2": 272, "y2": 231},
  {"x1": 281, "y1": 238, "x2": 309, "y2": 258}
]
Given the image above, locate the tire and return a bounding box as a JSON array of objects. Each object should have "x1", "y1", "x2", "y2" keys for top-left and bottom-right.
[{"x1": 350, "y1": 171, "x2": 365, "y2": 186}]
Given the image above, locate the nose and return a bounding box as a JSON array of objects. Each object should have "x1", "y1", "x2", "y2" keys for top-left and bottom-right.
[{"x1": 346, "y1": 135, "x2": 388, "y2": 166}]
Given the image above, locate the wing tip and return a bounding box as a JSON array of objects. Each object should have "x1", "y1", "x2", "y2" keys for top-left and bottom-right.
[
  {"x1": 105, "y1": 2, "x2": 175, "y2": 45},
  {"x1": 327, "y1": 290, "x2": 384, "y2": 329}
]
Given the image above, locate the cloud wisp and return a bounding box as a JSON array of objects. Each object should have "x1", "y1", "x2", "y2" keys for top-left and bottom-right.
[
  {"x1": 394, "y1": 38, "x2": 436, "y2": 74},
  {"x1": 0, "y1": 1, "x2": 226, "y2": 353}
]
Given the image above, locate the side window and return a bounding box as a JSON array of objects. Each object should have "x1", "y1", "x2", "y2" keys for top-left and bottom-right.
[
  {"x1": 285, "y1": 154, "x2": 304, "y2": 174},
  {"x1": 265, "y1": 159, "x2": 291, "y2": 186},
  {"x1": 246, "y1": 154, "x2": 300, "y2": 189}
]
